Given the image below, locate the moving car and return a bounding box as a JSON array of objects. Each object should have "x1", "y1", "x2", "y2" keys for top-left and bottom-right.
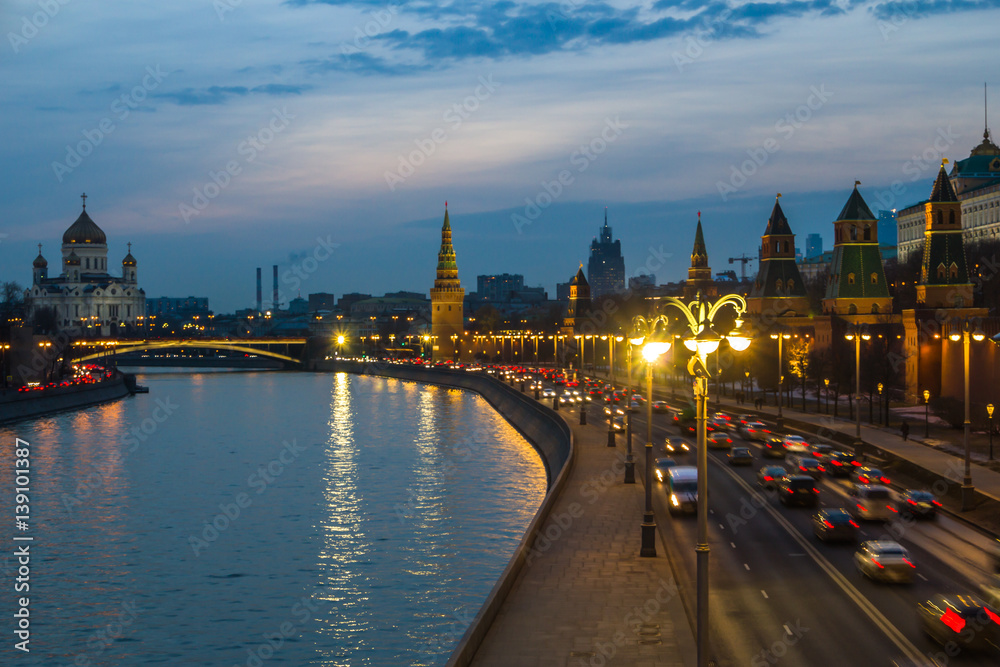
[
  {"x1": 667, "y1": 466, "x2": 698, "y2": 515},
  {"x1": 783, "y1": 435, "x2": 810, "y2": 453},
  {"x1": 708, "y1": 432, "x2": 734, "y2": 449},
  {"x1": 778, "y1": 475, "x2": 820, "y2": 507},
  {"x1": 812, "y1": 508, "x2": 859, "y2": 542},
  {"x1": 761, "y1": 436, "x2": 787, "y2": 459},
  {"x1": 826, "y1": 452, "x2": 860, "y2": 477},
  {"x1": 917, "y1": 594, "x2": 1000, "y2": 651},
  {"x1": 897, "y1": 489, "x2": 942, "y2": 519},
  {"x1": 757, "y1": 465, "x2": 787, "y2": 490},
  {"x1": 853, "y1": 467, "x2": 890, "y2": 486},
  {"x1": 664, "y1": 436, "x2": 691, "y2": 456},
  {"x1": 849, "y1": 485, "x2": 894, "y2": 522},
  {"x1": 728, "y1": 447, "x2": 754, "y2": 466},
  {"x1": 787, "y1": 455, "x2": 824, "y2": 480},
  {"x1": 611, "y1": 416, "x2": 625, "y2": 431},
  {"x1": 654, "y1": 458, "x2": 679, "y2": 483},
  {"x1": 652, "y1": 401, "x2": 670, "y2": 413},
  {"x1": 809, "y1": 444, "x2": 836, "y2": 459},
  {"x1": 855, "y1": 540, "x2": 915, "y2": 583},
  {"x1": 741, "y1": 422, "x2": 770, "y2": 441}
]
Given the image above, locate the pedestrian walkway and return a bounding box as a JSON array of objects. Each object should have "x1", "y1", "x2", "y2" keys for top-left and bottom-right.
[{"x1": 469, "y1": 409, "x2": 696, "y2": 667}]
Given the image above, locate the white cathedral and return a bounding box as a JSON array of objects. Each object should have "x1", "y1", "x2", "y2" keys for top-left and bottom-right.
[{"x1": 27, "y1": 195, "x2": 145, "y2": 336}]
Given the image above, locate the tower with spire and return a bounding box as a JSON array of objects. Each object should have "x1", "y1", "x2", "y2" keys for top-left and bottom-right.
[
  {"x1": 26, "y1": 195, "x2": 145, "y2": 336},
  {"x1": 916, "y1": 163, "x2": 974, "y2": 308},
  {"x1": 747, "y1": 196, "x2": 810, "y2": 316},
  {"x1": 562, "y1": 264, "x2": 591, "y2": 332},
  {"x1": 587, "y1": 208, "x2": 625, "y2": 299},
  {"x1": 684, "y1": 213, "x2": 717, "y2": 299},
  {"x1": 429, "y1": 203, "x2": 465, "y2": 361},
  {"x1": 822, "y1": 184, "x2": 891, "y2": 316}
]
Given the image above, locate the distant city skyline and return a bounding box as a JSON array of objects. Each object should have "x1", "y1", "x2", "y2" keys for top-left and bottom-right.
[{"x1": 2, "y1": 2, "x2": 996, "y2": 311}]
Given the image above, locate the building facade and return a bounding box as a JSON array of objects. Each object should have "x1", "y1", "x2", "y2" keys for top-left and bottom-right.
[
  {"x1": 822, "y1": 185, "x2": 892, "y2": 316},
  {"x1": 27, "y1": 197, "x2": 145, "y2": 336},
  {"x1": 587, "y1": 211, "x2": 625, "y2": 298},
  {"x1": 747, "y1": 197, "x2": 810, "y2": 317}
]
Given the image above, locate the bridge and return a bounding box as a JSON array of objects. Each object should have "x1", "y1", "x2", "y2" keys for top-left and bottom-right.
[{"x1": 72, "y1": 338, "x2": 309, "y2": 365}]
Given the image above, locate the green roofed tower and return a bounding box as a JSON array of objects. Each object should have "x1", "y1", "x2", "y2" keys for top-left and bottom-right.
[
  {"x1": 917, "y1": 163, "x2": 974, "y2": 308},
  {"x1": 430, "y1": 203, "x2": 465, "y2": 360},
  {"x1": 822, "y1": 184, "x2": 892, "y2": 315},
  {"x1": 747, "y1": 195, "x2": 810, "y2": 316}
]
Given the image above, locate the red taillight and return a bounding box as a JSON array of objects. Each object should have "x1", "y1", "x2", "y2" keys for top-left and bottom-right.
[
  {"x1": 857, "y1": 504, "x2": 868, "y2": 512},
  {"x1": 880, "y1": 476, "x2": 890, "y2": 484},
  {"x1": 831, "y1": 460, "x2": 842, "y2": 466},
  {"x1": 823, "y1": 520, "x2": 834, "y2": 529},
  {"x1": 907, "y1": 499, "x2": 918, "y2": 506},
  {"x1": 888, "y1": 505, "x2": 898, "y2": 513},
  {"x1": 985, "y1": 607, "x2": 1000, "y2": 625},
  {"x1": 764, "y1": 475, "x2": 773, "y2": 481},
  {"x1": 903, "y1": 558, "x2": 915, "y2": 568},
  {"x1": 932, "y1": 500, "x2": 942, "y2": 507},
  {"x1": 849, "y1": 520, "x2": 859, "y2": 528},
  {"x1": 872, "y1": 558, "x2": 884, "y2": 568},
  {"x1": 812, "y1": 488, "x2": 819, "y2": 494},
  {"x1": 941, "y1": 608, "x2": 965, "y2": 632},
  {"x1": 799, "y1": 466, "x2": 807, "y2": 472},
  {"x1": 818, "y1": 465, "x2": 825, "y2": 472},
  {"x1": 851, "y1": 461, "x2": 862, "y2": 466}
]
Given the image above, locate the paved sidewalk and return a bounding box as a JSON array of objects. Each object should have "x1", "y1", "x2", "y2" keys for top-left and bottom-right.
[{"x1": 470, "y1": 409, "x2": 696, "y2": 667}]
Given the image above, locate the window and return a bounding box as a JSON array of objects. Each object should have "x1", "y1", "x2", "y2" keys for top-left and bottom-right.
[
  {"x1": 937, "y1": 263, "x2": 946, "y2": 279},
  {"x1": 775, "y1": 279, "x2": 783, "y2": 291},
  {"x1": 848, "y1": 303, "x2": 858, "y2": 314},
  {"x1": 871, "y1": 304, "x2": 880, "y2": 314},
  {"x1": 787, "y1": 279, "x2": 794, "y2": 291},
  {"x1": 85, "y1": 258, "x2": 90, "y2": 269},
  {"x1": 870, "y1": 273, "x2": 878, "y2": 284},
  {"x1": 950, "y1": 262, "x2": 959, "y2": 279},
  {"x1": 949, "y1": 210, "x2": 956, "y2": 225},
  {"x1": 850, "y1": 225, "x2": 858, "y2": 241},
  {"x1": 936, "y1": 211, "x2": 943, "y2": 225},
  {"x1": 847, "y1": 273, "x2": 856, "y2": 284},
  {"x1": 863, "y1": 225, "x2": 871, "y2": 241}
]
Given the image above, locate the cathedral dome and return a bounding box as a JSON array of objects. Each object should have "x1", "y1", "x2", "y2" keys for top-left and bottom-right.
[
  {"x1": 63, "y1": 208, "x2": 107, "y2": 245},
  {"x1": 122, "y1": 252, "x2": 136, "y2": 267},
  {"x1": 33, "y1": 251, "x2": 47, "y2": 268}
]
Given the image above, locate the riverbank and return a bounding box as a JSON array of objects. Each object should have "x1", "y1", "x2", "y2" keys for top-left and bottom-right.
[{"x1": 0, "y1": 374, "x2": 133, "y2": 424}]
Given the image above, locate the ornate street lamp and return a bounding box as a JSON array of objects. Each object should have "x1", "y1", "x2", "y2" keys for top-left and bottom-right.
[
  {"x1": 949, "y1": 319, "x2": 985, "y2": 510},
  {"x1": 923, "y1": 389, "x2": 931, "y2": 439},
  {"x1": 988, "y1": 403, "x2": 995, "y2": 461},
  {"x1": 629, "y1": 314, "x2": 670, "y2": 549},
  {"x1": 657, "y1": 291, "x2": 751, "y2": 667},
  {"x1": 845, "y1": 325, "x2": 871, "y2": 449},
  {"x1": 877, "y1": 382, "x2": 884, "y2": 426}
]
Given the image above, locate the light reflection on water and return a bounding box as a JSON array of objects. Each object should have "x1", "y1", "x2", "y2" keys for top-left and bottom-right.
[{"x1": 0, "y1": 371, "x2": 546, "y2": 666}]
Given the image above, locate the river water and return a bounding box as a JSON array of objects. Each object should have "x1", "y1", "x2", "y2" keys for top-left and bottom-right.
[{"x1": 0, "y1": 370, "x2": 546, "y2": 666}]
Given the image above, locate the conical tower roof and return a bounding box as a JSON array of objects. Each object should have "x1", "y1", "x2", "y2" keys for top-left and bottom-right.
[
  {"x1": 571, "y1": 264, "x2": 588, "y2": 286},
  {"x1": 929, "y1": 164, "x2": 959, "y2": 202},
  {"x1": 764, "y1": 198, "x2": 793, "y2": 235},
  {"x1": 436, "y1": 205, "x2": 457, "y2": 275},
  {"x1": 835, "y1": 184, "x2": 876, "y2": 222},
  {"x1": 691, "y1": 216, "x2": 708, "y2": 268}
]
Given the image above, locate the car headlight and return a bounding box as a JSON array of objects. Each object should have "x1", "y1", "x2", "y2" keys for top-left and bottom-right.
[
  {"x1": 656, "y1": 470, "x2": 663, "y2": 482},
  {"x1": 670, "y1": 494, "x2": 679, "y2": 506}
]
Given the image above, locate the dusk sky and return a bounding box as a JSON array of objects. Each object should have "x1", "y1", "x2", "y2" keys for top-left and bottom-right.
[{"x1": 2, "y1": 0, "x2": 998, "y2": 312}]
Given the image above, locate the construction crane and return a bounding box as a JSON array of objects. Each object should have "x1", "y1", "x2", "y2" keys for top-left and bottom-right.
[{"x1": 728, "y1": 254, "x2": 755, "y2": 282}]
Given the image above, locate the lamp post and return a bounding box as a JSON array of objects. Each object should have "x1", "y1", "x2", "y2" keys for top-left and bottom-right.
[
  {"x1": 657, "y1": 291, "x2": 752, "y2": 667},
  {"x1": 988, "y1": 404, "x2": 995, "y2": 461},
  {"x1": 923, "y1": 389, "x2": 931, "y2": 439},
  {"x1": 629, "y1": 314, "x2": 672, "y2": 558},
  {"x1": 0, "y1": 343, "x2": 9, "y2": 388},
  {"x1": 770, "y1": 332, "x2": 790, "y2": 429},
  {"x1": 744, "y1": 369, "x2": 750, "y2": 406},
  {"x1": 824, "y1": 378, "x2": 830, "y2": 415},
  {"x1": 620, "y1": 338, "x2": 636, "y2": 482},
  {"x1": 844, "y1": 326, "x2": 871, "y2": 450},
  {"x1": 949, "y1": 320, "x2": 985, "y2": 510},
  {"x1": 877, "y1": 383, "x2": 884, "y2": 426}
]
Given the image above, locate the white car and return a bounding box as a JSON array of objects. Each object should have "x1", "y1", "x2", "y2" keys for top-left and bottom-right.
[
  {"x1": 783, "y1": 435, "x2": 810, "y2": 453},
  {"x1": 854, "y1": 540, "x2": 915, "y2": 583}
]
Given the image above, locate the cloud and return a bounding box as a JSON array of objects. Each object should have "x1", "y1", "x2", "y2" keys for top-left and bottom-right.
[
  {"x1": 301, "y1": 51, "x2": 431, "y2": 76},
  {"x1": 154, "y1": 84, "x2": 313, "y2": 106},
  {"x1": 869, "y1": 0, "x2": 1000, "y2": 19}
]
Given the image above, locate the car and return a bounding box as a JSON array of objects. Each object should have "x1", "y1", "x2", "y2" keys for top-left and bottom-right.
[
  {"x1": 809, "y1": 444, "x2": 836, "y2": 459},
  {"x1": 627, "y1": 400, "x2": 642, "y2": 413},
  {"x1": 741, "y1": 422, "x2": 771, "y2": 441},
  {"x1": 853, "y1": 467, "x2": 890, "y2": 486},
  {"x1": 542, "y1": 388, "x2": 557, "y2": 398},
  {"x1": 728, "y1": 447, "x2": 753, "y2": 466},
  {"x1": 654, "y1": 458, "x2": 679, "y2": 483},
  {"x1": 664, "y1": 436, "x2": 691, "y2": 456},
  {"x1": 787, "y1": 455, "x2": 824, "y2": 480},
  {"x1": 757, "y1": 465, "x2": 787, "y2": 490},
  {"x1": 849, "y1": 484, "x2": 895, "y2": 522},
  {"x1": 812, "y1": 508, "x2": 859, "y2": 542},
  {"x1": 917, "y1": 594, "x2": 1000, "y2": 651},
  {"x1": 708, "y1": 432, "x2": 734, "y2": 449},
  {"x1": 783, "y1": 435, "x2": 810, "y2": 453},
  {"x1": 826, "y1": 452, "x2": 860, "y2": 477},
  {"x1": 761, "y1": 436, "x2": 787, "y2": 459},
  {"x1": 611, "y1": 416, "x2": 625, "y2": 431},
  {"x1": 897, "y1": 490, "x2": 942, "y2": 519},
  {"x1": 652, "y1": 401, "x2": 670, "y2": 413},
  {"x1": 667, "y1": 466, "x2": 699, "y2": 515},
  {"x1": 778, "y1": 475, "x2": 820, "y2": 507},
  {"x1": 855, "y1": 540, "x2": 915, "y2": 583},
  {"x1": 712, "y1": 412, "x2": 735, "y2": 429},
  {"x1": 604, "y1": 405, "x2": 625, "y2": 417}
]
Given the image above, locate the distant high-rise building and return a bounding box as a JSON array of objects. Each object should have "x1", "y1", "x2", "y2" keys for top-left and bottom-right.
[
  {"x1": 308, "y1": 293, "x2": 336, "y2": 311},
  {"x1": 477, "y1": 274, "x2": 524, "y2": 302},
  {"x1": 805, "y1": 233, "x2": 823, "y2": 259},
  {"x1": 556, "y1": 281, "x2": 572, "y2": 302},
  {"x1": 587, "y1": 210, "x2": 625, "y2": 299},
  {"x1": 147, "y1": 296, "x2": 209, "y2": 317},
  {"x1": 338, "y1": 292, "x2": 371, "y2": 312},
  {"x1": 629, "y1": 274, "x2": 656, "y2": 290}
]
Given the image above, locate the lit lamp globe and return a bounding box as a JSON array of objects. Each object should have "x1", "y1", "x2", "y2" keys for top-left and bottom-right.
[
  {"x1": 642, "y1": 341, "x2": 672, "y2": 362},
  {"x1": 727, "y1": 328, "x2": 752, "y2": 352},
  {"x1": 685, "y1": 328, "x2": 721, "y2": 356}
]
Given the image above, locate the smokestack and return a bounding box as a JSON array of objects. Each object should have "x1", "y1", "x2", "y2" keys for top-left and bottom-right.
[
  {"x1": 273, "y1": 265, "x2": 279, "y2": 310},
  {"x1": 256, "y1": 268, "x2": 262, "y2": 312}
]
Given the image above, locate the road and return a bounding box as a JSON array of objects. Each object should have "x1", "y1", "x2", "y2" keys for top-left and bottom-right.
[{"x1": 562, "y1": 385, "x2": 1000, "y2": 666}]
